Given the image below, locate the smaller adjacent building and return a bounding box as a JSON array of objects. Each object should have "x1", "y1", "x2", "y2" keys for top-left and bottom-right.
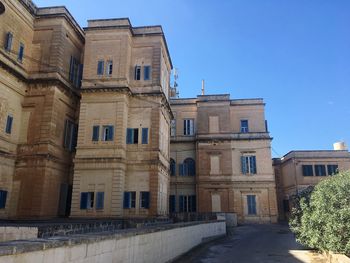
[{"x1": 273, "y1": 148, "x2": 350, "y2": 220}]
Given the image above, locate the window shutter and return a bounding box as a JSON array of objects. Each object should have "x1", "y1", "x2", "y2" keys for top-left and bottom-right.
[
  {"x1": 241, "y1": 156, "x2": 247, "y2": 174},
  {"x1": 70, "y1": 124, "x2": 78, "y2": 151},
  {"x1": 179, "y1": 196, "x2": 184, "y2": 212},
  {"x1": 144, "y1": 66, "x2": 151, "y2": 80},
  {"x1": 183, "y1": 120, "x2": 187, "y2": 135},
  {"x1": 80, "y1": 192, "x2": 88, "y2": 209},
  {"x1": 97, "y1": 61, "x2": 104, "y2": 75},
  {"x1": 5, "y1": 32, "x2": 13, "y2": 51},
  {"x1": 108, "y1": 126, "x2": 114, "y2": 141},
  {"x1": 5, "y1": 116, "x2": 13, "y2": 134},
  {"x1": 144, "y1": 192, "x2": 150, "y2": 209},
  {"x1": 69, "y1": 56, "x2": 74, "y2": 82},
  {"x1": 18, "y1": 44, "x2": 24, "y2": 61},
  {"x1": 63, "y1": 120, "x2": 69, "y2": 148},
  {"x1": 189, "y1": 120, "x2": 194, "y2": 135},
  {"x1": 77, "y1": 64, "x2": 83, "y2": 87},
  {"x1": 179, "y1": 164, "x2": 184, "y2": 176},
  {"x1": 250, "y1": 156, "x2": 257, "y2": 174},
  {"x1": 123, "y1": 192, "x2": 130, "y2": 208},
  {"x1": 96, "y1": 192, "x2": 104, "y2": 210},
  {"x1": 142, "y1": 128, "x2": 148, "y2": 144},
  {"x1": 126, "y1": 128, "x2": 133, "y2": 144},
  {"x1": 92, "y1": 126, "x2": 99, "y2": 141},
  {"x1": 0, "y1": 191, "x2": 7, "y2": 209}
]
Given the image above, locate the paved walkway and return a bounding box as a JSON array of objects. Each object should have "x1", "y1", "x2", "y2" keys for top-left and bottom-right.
[{"x1": 175, "y1": 224, "x2": 325, "y2": 263}]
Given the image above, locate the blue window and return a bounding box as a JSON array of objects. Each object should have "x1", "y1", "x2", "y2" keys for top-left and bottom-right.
[
  {"x1": 80, "y1": 192, "x2": 94, "y2": 209},
  {"x1": 302, "y1": 165, "x2": 313, "y2": 176},
  {"x1": 18, "y1": 43, "x2": 24, "y2": 62},
  {"x1": 179, "y1": 195, "x2": 196, "y2": 212},
  {"x1": 102, "y1": 125, "x2": 114, "y2": 141},
  {"x1": 96, "y1": 192, "x2": 104, "y2": 210},
  {"x1": 169, "y1": 195, "x2": 176, "y2": 213},
  {"x1": 0, "y1": 190, "x2": 8, "y2": 209},
  {"x1": 92, "y1": 125, "x2": 99, "y2": 141},
  {"x1": 179, "y1": 158, "x2": 196, "y2": 176},
  {"x1": 170, "y1": 159, "x2": 176, "y2": 176},
  {"x1": 240, "y1": 120, "x2": 249, "y2": 133},
  {"x1": 140, "y1": 191, "x2": 150, "y2": 209},
  {"x1": 5, "y1": 115, "x2": 13, "y2": 134},
  {"x1": 4, "y1": 32, "x2": 13, "y2": 52},
  {"x1": 134, "y1": 66, "x2": 141, "y2": 80},
  {"x1": 144, "y1": 66, "x2": 151, "y2": 80},
  {"x1": 63, "y1": 119, "x2": 77, "y2": 152},
  {"x1": 183, "y1": 119, "x2": 194, "y2": 135},
  {"x1": 315, "y1": 165, "x2": 326, "y2": 176},
  {"x1": 247, "y1": 195, "x2": 257, "y2": 215},
  {"x1": 241, "y1": 156, "x2": 257, "y2": 174},
  {"x1": 123, "y1": 192, "x2": 136, "y2": 208},
  {"x1": 327, "y1": 165, "x2": 338, "y2": 176},
  {"x1": 97, "y1": 60, "x2": 104, "y2": 75},
  {"x1": 126, "y1": 128, "x2": 138, "y2": 144},
  {"x1": 142, "y1": 128, "x2": 148, "y2": 144}
]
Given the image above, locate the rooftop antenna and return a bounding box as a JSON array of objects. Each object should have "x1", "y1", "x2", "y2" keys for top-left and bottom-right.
[
  {"x1": 201, "y1": 79, "x2": 205, "y2": 95},
  {"x1": 171, "y1": 68, "x2": 179, "y2": 98}
]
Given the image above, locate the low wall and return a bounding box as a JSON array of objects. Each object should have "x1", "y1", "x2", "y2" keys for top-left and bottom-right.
[
  {"x1": 0, "y1": 227, "x2": 38, "y2": 242},
  {"x1": 324, "y1": 252, "x2": 350, "y2": 263},
  {"x1": 0, "y1": 221, "x2": 226, "y2": 263}
]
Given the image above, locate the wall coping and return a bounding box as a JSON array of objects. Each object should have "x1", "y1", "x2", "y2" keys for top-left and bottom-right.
[{"x1": 0, "y1": 220, "x2": 224, "y2": 257}]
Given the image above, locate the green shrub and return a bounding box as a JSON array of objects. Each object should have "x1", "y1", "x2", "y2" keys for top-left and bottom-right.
[{"x1": 290, "y1": 170, "x2": 350, "y2": 255}]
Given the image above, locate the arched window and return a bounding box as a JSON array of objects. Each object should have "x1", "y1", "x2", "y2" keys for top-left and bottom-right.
[
  {"x1": 170, "y1": 158, "x2": 176, "y2": 176},
  {"x1": 179, "y1": 158, "x2": 196, "y2": 176}
]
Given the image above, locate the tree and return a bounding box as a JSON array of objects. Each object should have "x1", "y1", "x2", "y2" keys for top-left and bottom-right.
[{"x1": 290, "y1": 170, "x2": 350, "y2": 255}]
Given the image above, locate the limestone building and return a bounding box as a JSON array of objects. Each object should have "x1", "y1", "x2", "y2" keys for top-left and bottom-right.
[
  {"x1": 273, "y1": 148, "x2": 350, "y2": 220},
  {"x1": 169, "y1": 93, "x2": 278, "y2": 223},
  {"x1": 0, "y1": 0, "x2": 84, "y2": 218},
  {"x1": 69, "y1": 18, "x2": 172, "y2": 218}
]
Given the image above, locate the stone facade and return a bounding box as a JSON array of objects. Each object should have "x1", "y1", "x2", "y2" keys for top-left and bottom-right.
[
  {"x1": 69, "y1": 19, "x2": 172, "y2": 218},
  {"x1": 170, "y1": 94, "x2": 278, "y2": 223},
  {"x1": 273, "y1": 150, "x2": 350, "y2": 220},
  {"x1": 0, "y1": 0, "x2": 84, "y2": 218}
]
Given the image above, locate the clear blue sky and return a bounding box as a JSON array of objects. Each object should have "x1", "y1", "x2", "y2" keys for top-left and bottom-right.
[{"x1": 35, "y1": 0, "x2": 350, "y2": 157}]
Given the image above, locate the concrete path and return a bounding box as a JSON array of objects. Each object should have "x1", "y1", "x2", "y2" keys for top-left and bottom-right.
[{"x1": 175, "y1": 224, "x2": 325, "y2": 263}]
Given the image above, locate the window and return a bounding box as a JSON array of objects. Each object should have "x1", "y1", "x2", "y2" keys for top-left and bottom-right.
[
  {"x1": 140, "y1": 191, "x2": 150, "y2": 209},
  {"x1": 18, "y1": 43, "x2": 24, "y2": 62},
  {"x1": 327, "y1": 165, "x2": 338, "y2": 176},
  {"x1": 102, "y1": 125, "x2": 114, "y2": 141},
  {"x1": 302, "y1": 165, "x2": 313, "y2": 176},
  {"x1": 106, "y1": 60, "x2": 113, "y2": 76},
  {"x1": 80, "y1": 192, "x2": 94, "y2": 209},
  {"x1": 97, "y1": 60, "x2": 104, "y2": 75},
  {"x1": 315, "y1": 165, "x2": 326, "y2": 176},
  {"x1": 123, "y1": 191, "x2": 136, "y2": 208},
  {"x1": 144, "y1": 66, "x2": 151, "y2": 80},
  {"x1": 134, "y1": 66, "x2": 141, "y2": 80},
  {"x1": 141, "y1": 128, "x2": 148, "y2": 144},
  {"x1": 0, "y1": 190, "x2": 8, "y2": 209},
  {"x1": 247, "y1": 195, "x2": 257, "y2": 215},
  {"x1": 240, "y1": 120, "x2": 249, "y2": 133},
  {"x1": 63, "y1": 119, "x2": 77, "y2": 152},
  {"x1": 126, "y1": 128, "x2": 139, "y2": 144},
  {"x1": 169, "y1": 195, "x2": 176, "y2": 213},
  {"x1": 183, "y1": 119, "x2": 194, "y2": 136},
  {"x1": 179, "y1": 195, "x2": 196, "y2": 212},
  {"x1": 4, "y1": 32, "x2": 13, "y2": 52},
  {"x1": 5, "y1": 115, "x2": 13, "y2": 134},
  {"x1": 179, "y1": 158, "x2": 196, "y2": 176},
  {"x1": 170, "y1": 158, "x2": 176, "y2": 176},
  {"x1": 92, "y1": 125, "x2": 99, "y2": 141},
  {"x1": 96, "y1": 192, "x2": 104, "y2": 210},
  {"x1": 170, "y1": 119, "x2": 176, "y2": 137},
  {"x1": 69, "y1": 56, "x2": 82, "y2": 88},
  {"x1": 241, "y1": 156, "x2": 257, "y2": 174}
]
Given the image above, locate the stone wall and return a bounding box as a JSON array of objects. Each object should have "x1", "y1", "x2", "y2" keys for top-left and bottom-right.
[
  {"x1": 0, "y1": 227, "x2": 37, "y2": 242},
  {"x1": 0, "y1": 221, "x2": 226, "y2": 263}
]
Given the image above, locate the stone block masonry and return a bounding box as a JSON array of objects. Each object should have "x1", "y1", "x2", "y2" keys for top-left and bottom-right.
[{"x1": 0, "y1": 221, "x2": 226, "y2": 263}]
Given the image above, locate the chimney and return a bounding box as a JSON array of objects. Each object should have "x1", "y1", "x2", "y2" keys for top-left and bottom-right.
[{"x1": 201, "y1": 79, "x2": 205, "y2": 95}]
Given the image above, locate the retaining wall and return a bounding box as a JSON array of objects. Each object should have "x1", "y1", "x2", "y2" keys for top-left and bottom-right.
[{"x1": 0, "y1": 221, "x2": 226, "y2": 263}]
